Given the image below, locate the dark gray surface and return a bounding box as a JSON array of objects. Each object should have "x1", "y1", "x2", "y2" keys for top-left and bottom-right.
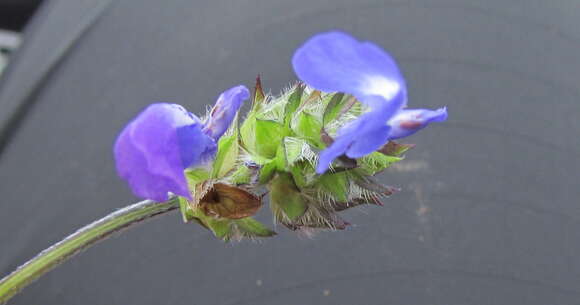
[
  {"x1": 0, "y1": 0, "x2": 43, "y2": 31},
  {"x1": 1, "y1": 0, "x2": 580, "y2": 304}
]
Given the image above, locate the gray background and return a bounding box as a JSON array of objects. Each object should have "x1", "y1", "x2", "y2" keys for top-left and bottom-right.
[{"x1": 1, "y1": 0, "x2": 579, "y2": 304}]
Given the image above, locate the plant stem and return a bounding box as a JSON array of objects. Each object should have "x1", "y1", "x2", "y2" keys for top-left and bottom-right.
[{"x1": 0, "y1": 197, "x2": 179, "y2": 304}]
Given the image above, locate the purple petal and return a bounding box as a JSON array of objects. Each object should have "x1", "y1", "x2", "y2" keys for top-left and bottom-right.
[
  {"x1": 316, "y1": 92, "x2": 405, "y2": 174},
  {"x1": 316, "y1": 94, "x2": 404, "y2": 174},
  {"x1": 292, "y1": 31, "x2": 406, "y2": 107},
  {"x1": 345, "y1": 125, "x2": 391, "y2": 158},
  {"x1": 387, "y1": 107, "x2": 448, "y2": 140},
  {"x1": 177, "y1": 124, "x2": 216, "y2": 167},
  {"x1": 203, "y1": 85, "x2": 249, "y2": 140},
  {"x1": 114, "y1": 103, "x2": 215, "y2": 201},
  {"x1": 316, "y1": 136, "x2": 352, "y2": 174}
]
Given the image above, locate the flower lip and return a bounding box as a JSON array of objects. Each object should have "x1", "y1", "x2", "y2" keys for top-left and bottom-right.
[{"x1": 114, "y1": 103, "x2": 215, "y2": 201}]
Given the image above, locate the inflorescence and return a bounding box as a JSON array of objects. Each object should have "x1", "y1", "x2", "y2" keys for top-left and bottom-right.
[{"x1": 113, "y1": 31, "x2": 448, "y2": 241}]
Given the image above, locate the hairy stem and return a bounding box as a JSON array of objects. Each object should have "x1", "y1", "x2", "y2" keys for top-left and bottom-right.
[{"x1": 0, "y1": 197, "x2": 179, "y2": 304}]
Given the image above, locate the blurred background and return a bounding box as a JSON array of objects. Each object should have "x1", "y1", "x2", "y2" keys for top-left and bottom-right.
[
  {"x1": 0, "y1": 0, "x2": 39, "y2": 75},
  {"x1": 1, "y1": 0, "x2": 579, "y2": 304}
]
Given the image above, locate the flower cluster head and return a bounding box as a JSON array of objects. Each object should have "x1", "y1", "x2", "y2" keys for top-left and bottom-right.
[{"x1": 114, "y1": 31, "x2": 447, "y2": 241}]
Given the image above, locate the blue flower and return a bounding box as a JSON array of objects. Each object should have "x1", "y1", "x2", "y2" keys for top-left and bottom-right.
[
  {"x1": 114, "y1": 86, "x2": 248, "y2": 201},
  {"x1": 292, "y1": 31, "x2": 447, "y2": 173}
]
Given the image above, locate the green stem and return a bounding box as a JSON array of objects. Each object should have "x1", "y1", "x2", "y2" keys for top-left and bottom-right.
[{"x1": 0, "y1": 197, "x2": 180, "y2": 304}]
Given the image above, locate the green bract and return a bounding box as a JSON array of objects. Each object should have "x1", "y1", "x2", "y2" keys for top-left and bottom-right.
[{"x1": 179, "y1": 77, "x2": 413, "y2": 241}]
